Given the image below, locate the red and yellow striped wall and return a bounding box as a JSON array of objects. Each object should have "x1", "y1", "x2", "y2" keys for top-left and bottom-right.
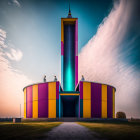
[
  {"x1": 79, "y1": 81, "x2": 116, "y2": 118},
  {"x1": 23, "y1": 81, "x2": 60, "y2": 118}
]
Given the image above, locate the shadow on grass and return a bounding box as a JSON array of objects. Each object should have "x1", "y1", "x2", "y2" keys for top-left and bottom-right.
[
  {"x1": 0, "y1": 122, "x2": 61, "y2": 140},
  {"x1": 78, "y1": 121, "x2": 140, "y2": 140}
]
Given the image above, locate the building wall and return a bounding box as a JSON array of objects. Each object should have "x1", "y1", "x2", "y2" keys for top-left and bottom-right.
[
  {"x1": 79, "y1": 81, "x2": 115, "y2": 118},
  {"x1": 61, "y1": 18, "x2": 78, "y2": 91},
  {"x1": 24, "y1": 81, "x2": 60, "y2": 118}
]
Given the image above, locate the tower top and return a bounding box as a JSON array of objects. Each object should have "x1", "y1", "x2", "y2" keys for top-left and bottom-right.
[{"x1": 67, "y1": 3, "x2": 72, "y2": 18}]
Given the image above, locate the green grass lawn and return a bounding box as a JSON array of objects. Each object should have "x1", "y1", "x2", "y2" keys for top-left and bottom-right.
[
  {"x1": 78, "y1": 121, "x2": 140, "y2": 140},
  {"x1": 0, "y1": 122, "x2": 61, "y2": 140}
]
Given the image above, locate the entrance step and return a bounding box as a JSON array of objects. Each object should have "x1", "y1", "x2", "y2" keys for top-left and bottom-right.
[{"x1": 58, "y1": 117, "x2": 79, "y2": 122}]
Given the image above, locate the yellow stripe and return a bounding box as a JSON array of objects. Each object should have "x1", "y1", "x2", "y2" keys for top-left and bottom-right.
[
  {"x1": 60, "y1": 93, "x2": 80, "y2": 96},
  {"x1": 83, "y1": 82, "x2": 91, "y2": 100},
  {"x1": 48, "y1": 82, "x2": 56, "y2": 100},
  {"x1": 33, "y1": 85, "x2": 38, "y2": 101},
  {"x1": 61, "y1": 18, "x2": 77, "y2": 22},
  {"x1": 24, "y1": 103, "x2": 26, "y2": 118},
  {"x1": 83, "y1": 100, "x2": 91, "y2": 118},
  {"x1": 24, "y1": 88, "x2": 26, "y2": 103},
  {"x1": 101, "y1": 84, "x2": 107, "y2": 118},
  {"x1": 24, "y1": 88, "x2": 26, "y2": 118},
  {"x1": 48, "y1": 100, "x2": 56, "y2": 118},
  {"x1": 33, "y1": 101, "x2": 38, "y2": 118},
  {"x1": 113, "y1": 88, "x2": 115, "y2": 118}
]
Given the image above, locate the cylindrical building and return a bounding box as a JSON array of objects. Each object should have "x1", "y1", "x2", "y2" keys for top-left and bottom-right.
[{"x1": 23, "y1": 7, "x2": 116, "y2": 119}]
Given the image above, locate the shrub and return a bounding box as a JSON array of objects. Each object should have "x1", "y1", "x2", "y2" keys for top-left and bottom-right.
[{"x1": 116, "y1": 112, "x2": 126, "y2": 119}]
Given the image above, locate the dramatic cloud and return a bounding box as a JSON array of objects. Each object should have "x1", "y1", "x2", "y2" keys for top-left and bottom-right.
[
  {"x1": 79, "y1": 0, "x2": 140, "y2": 118},
  {"x1": 0, "y1": 29, "x2": 32, "y2": 117}
]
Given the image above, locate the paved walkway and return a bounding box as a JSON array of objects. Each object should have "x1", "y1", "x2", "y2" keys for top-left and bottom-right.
[{"x1": 45, "y1": 122, "x2": 104, "y2": 140}]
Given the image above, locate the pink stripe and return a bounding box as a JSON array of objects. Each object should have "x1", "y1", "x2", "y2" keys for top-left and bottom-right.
[
  {"x1": 80, "y1": 81, "x2": 83, "y2": 99},
  {"x1": 26, "y1": 86, "x2": 32, "y2": 118},
  {"x1": 61, "y1": 41, "x2": 64, "y2": 56},
  {"x1": 75, "y1": 19, "x2": 78, "y2": 86},
  {"x1": 75, "y1": 20, "x2": 78, "y2": 56},
  {"x1": 38, "y1": 83, "x2": 48, "y2": 118},
  {"x1": 56, "y1": 81, "x2": 59, "y2": 99},
  {"x1": 75, "y1": 56, "x2": 78, "y2": 86}
]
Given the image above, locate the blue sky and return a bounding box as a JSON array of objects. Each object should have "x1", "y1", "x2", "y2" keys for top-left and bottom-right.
[
  {"x1": 0, "y1": 0, "x2": 140, "y2": 118},
  {"x1": 0, "y1": 0, "x2": 113, "y2": 82}
]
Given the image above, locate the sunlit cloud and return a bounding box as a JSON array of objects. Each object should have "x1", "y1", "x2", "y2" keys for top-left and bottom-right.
[{"x1": 79, "y1": 0, "x2": 140, "y2": 118}]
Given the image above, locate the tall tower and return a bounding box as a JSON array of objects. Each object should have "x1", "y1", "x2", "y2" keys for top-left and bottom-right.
[{"x1": 61, "y1": 5, "x2": 78, "y2": 91}]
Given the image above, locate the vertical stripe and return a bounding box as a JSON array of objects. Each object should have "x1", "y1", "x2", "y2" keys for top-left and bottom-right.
[
  {"x1": 83, "y1": 82, "x2": 91, "y2": 118},
  {"x1": 61, "y1": 19, "x2": 64, "y2": 42},
  {"x1": 101, "y1": 85, "x2": 107, "y2": 118},
  {"x1": 80, "y1": 81, "x2": 83, "y2": 99},
  {"x1": 56, "y1": 81, "x2": 59, "y2": 99},
  {"x1": 83, "y1": 82, "x2": 91, "y2": 100},
  {"x1": 33, "y1": 101, "x2": 38, "y2": 118},
  {"x1": 24, "y1": 88, "x2": 26, "y2": 118},
  {"x1": 83, "y1": 100, "x2": 91, "y2": 118},
  {"x1": 26, "y1": 86, "x2": 32, "y2": 118},
  {"x1": 75, "y1": 19, "x2": 78, "y2": 87},
  {"x1": 38, "y1": 83, "x2": 48, "y2": 118},
  {"x1": 59, "y1": 95, "x2": 61, "y2": 118},
  {"x1": 80, "y1": 99, "x2": 83, "y2": 117},
  {"x1": 75, "y1": 20, "x2": 78, "y2": 56},
  {"x1": 33, "y1": 85, "x2": 38, "y2": 118},
  {"x1": 24, "y1": 103, "x2": 26, "y2": 118},
  {"x1": 91, "y1": 83, "x2": 101, "y2": 118},
  {"x1": 56, "y1": 99, "x2": 59, "y2": 117},
  {"x1": 48, "y1": 100, "x2": 56, "y2": 118},
  {"x1": 24, "y1": 88, "x2": 26, "y2": 103},
  {"x1": 61, "y1": 41, "x2": 64, "y2": 55},
  {"x1": 48, "y1": 82, "x2": 56, "y2": 118},
  {"x1": 75, "y1": 56, "x2": 78, "y2": 87},
  {"x1": 113, "y1": 88, "x2": 115, "y2": 118},
  {"x1": 61, "y1": 55, "x2": 64, "y2": 89},
  {"x1": 107, "y1": 86, "x2": 113, "y2": 118},
  {"x1": 33, "y1": 85, "x2": 38, "y2": 100},
  {"x1": 48, "y1": 82, "x2": 56, "y2": 100},
  {"x1": 79, "y1": 95, "x2": 80, "y2": 118}
]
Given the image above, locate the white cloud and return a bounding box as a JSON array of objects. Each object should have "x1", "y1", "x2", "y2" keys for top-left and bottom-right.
[
  {"x1": 79, "y1": 0, "x2": 140, "y2": 118},
  {"x1": 8, "y1": 0, "x2": 21, "y2": 8},
  {"x1": 0, "y1": 29, "x2": 7, "y2": 48},
  {"x1": 6, "y1": 48, "x2": 23, "y2": 61},
  {"x1": 13, "y1": 0, "x2": 20, "y2": 7},
  {"x1": 0, "y1": 28, "x2": 23, "y2": 61}
]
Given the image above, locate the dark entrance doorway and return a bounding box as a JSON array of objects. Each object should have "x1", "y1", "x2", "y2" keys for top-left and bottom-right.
[{"x1": 61, "y1": 95, "x2": 79, "y2": 117}]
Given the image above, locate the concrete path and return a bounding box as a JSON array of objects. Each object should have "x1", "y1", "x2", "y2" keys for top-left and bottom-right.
[{"x1": 45, "y1": 122, "x2": 104, "y2": 140}]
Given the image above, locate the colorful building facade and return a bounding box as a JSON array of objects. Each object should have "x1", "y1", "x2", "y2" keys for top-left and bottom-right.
[{"x1": 23, "y1": 8, "x2": 116, "y2": 119}]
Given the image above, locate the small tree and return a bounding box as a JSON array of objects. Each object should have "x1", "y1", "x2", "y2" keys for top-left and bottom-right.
[{"x1": 116, "y1": 112, "x2": 126, "y2": 119}]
